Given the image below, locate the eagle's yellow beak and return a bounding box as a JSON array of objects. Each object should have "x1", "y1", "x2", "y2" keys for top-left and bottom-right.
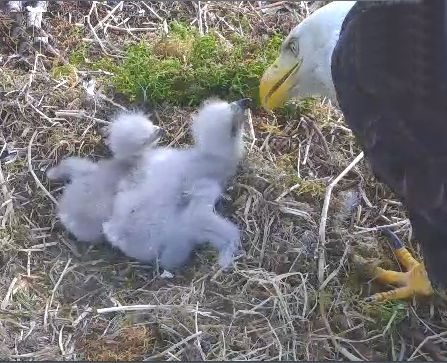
[{"x1": 259, "y1": 56, "x2": 301, "y2": 111}]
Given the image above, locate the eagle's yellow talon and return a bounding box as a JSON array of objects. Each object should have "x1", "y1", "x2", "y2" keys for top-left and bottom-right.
[
  {"x1": 367, "y1": 249, "x2": 433, "y2": 302},
  {"x1": 367, "y1": 286, "x2": 413, "y2": 302},
  {"x1": 394, "y1": 246, "x2": 420, "y2": 270},
  {"x1": 374, "y1": 267, "x2": 407, "y2": 286}
]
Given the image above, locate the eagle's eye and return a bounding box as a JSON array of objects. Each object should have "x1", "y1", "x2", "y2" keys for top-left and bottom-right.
[{"x1": 288, "y1": 39, "x2": 299, "y2": 56}]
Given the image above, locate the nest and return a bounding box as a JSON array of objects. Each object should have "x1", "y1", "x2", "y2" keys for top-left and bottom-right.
[{"x1": 0, "y1": 1, "x2": 445, "y2": 361}]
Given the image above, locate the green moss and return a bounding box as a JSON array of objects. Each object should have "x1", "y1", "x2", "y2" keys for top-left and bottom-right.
[
  {"x1": 68, "y1": 43, "x2": 92, "y2": 66},
  {"x1": 4, "y1": 159, "x2": 27, "y2": 175},
  {"x1": 295, "y1": 179, "x2": 326, "y2": 199},
  {"x1": 170, "y1": 20, "x2": 196, "y2": 39},
  {"x1": 0, "y1": 220, "x2": 29, "y2": 248},
  {"x1": 67, "y1": 21, "x2": 283, "y2": 107},
  {"x1": 287, "y1": 173, "x2": 326, "y2": 200},
  {"x1": 13, "y1": 290, "x2": 41, "y2": 310},
  {"x1": 273, "y1": 98, "x2": 319, "y2": 121},
  {"x1": 51, "y1": 42, "x2": 91, "y2": 80},
  {"x1": 51, "y1": 64, "x2": 77, "y2": 79},
  {"x1": 361, "y1": 300, "x2": 407, "y2": 332}
]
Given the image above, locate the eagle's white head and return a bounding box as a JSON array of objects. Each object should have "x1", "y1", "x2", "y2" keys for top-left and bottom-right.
[{"x1": 259, "y1": 1, "x2": 356, "y2": 110}]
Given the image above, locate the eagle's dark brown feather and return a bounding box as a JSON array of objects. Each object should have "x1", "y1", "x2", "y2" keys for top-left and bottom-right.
[{"x1": 332, "y1": 0, "x2": 447, "y2": 286}]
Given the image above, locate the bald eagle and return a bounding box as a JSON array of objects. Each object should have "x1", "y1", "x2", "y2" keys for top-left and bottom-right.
[{"x1": 260, "y1": 0, "x2": 446, "y2": 302}]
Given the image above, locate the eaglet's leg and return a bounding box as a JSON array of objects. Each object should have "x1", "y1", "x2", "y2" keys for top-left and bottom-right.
[{"x1": 366, "y1": 229, "x2": 433, "y2": 302}]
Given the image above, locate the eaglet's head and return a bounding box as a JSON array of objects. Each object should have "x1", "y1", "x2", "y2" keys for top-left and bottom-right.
[
  {"x1": 192, "y1": 98, "x2": 251, "y2": 159},
  {"x1": 107, "y1": 111, "x2": 165, "y2": 161}
]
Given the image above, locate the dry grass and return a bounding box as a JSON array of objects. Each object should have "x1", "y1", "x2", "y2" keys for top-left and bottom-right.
[{"x1": 0, "y1": 1, "x2": 446, "y2": 361}]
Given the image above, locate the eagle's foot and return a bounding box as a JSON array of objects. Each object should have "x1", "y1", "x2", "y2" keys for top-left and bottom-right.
[
  {"x1": 365, "y1": 231, "x2": 433, "y2": 302},
  {"x1": 366, "y1": 260, "x2": 433, "y2": 302}
]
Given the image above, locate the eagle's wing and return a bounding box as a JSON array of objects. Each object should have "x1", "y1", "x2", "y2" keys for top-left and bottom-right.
[{"x1": 331, "y1": 0, "x2": 447, "y2": 285}]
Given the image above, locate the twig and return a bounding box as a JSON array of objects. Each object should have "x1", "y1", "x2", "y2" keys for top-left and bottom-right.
[
  {"x1": 0, "y1": 161, "x2": 14, "y2": 228},
  {"x1": 318, "y1": 151, "x2": 364, "y2": 284},
  {"x1": 303, "y1": 116, "x2": 330, "y2": 156},
  {"x1": 97, "y1": 304, "x2": 198, "y2": 314},
  {"x1": 319, "y1": 241, "x2": 349, "y2": 290},
  {"x1": 141, "y1": 2, "x2": 164, "y2": 22},
  {"x1": 24, "y1": 53, "x2": 41, "y2": 99},
  {"x1": 86, "y1": 2, "x2": 111, "y2": 56},
  {"x1": 167, "y1": 119, "x2": 189, "y2": 147},
  {"x1": 302, "y1": 129, "x2": 313, "y2": 166},
  {"x1": 58, "y1": 325, "x2": 65, "y2": 356},
  {"x1": 94, "y1": 1, "x2": 123, "y2": 31},
  {"x1": 19, "y1": 241, "x2": 59, "y2": 251},
  {"x1": 72, "y1": 307, "x2": 93, "y2": 327},
  {"x1": 48, "y1": 258, "x2": 72, "y2": 309},
  {"x1": 258, "y1": 216, "x2": 274, "y2": 267},
  {"x1": 353, "y1": 219, "x2": 409, "y2": 234},
  {"x1": 104, "y1": 25, "x2": 157, "y2": 33},
  {"x1": 197, "y1": 1, "x2": 204, "y2": 35},
  {"x1": 27, "y1": 130, "x2": 58, "y2": 205},
  {"x1": 97, "y1": 92, "x2": 127, "y2": 110},
  {"x1": 408, "y1": 330, "x2": 447, "y2": 361},
  {"x1": 145, "y1": 332, "x2": 203, "y2": 361},
  {"x1": 44, "y1": 258, "x2": 73, "y2": 330},
  {"x1": 194, "y1": 302, "x2": 206, "y2": 360},
  {"x1": 27, "y1": 102, "x2": 63, "y2": 125},
  {"x1": 247, "y1": 108, "x2": 257, "y2": 151},
  {"x1": 1, "y1": 276, "x2": 19, "y2": 309},
  {"x1": 55, "y1": 110, "x2": 111, "y2": 125},
  {"x1": 278, "y1": 205, "x2": 314, "y2": 223},
  {"x1": 319, "y1": 301, "x2": 362, "y2": 361},
  {"x1": 257, "y1": 1, "x2": 288, "y2": 10}
]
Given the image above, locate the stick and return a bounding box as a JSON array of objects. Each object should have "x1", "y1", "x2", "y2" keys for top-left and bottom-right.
[
  {"x1": 28, "y1": 130, "x2": 59, "y2": 205},
  {"x1": 319, "y1": 301, "x2": 362, "y2": 361},
  {"x1": 1, "y1": 276, "x2": 19, "y2": 309},
  {"x1": 97, "y1": 304, "x2": 192, "y2": 314},
  {"x1": 145, "y1": 332, "x2": 203, "y2": 361},
  {"x1": 318, "y1": 151, "x2": 364, "y2": 284}
]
